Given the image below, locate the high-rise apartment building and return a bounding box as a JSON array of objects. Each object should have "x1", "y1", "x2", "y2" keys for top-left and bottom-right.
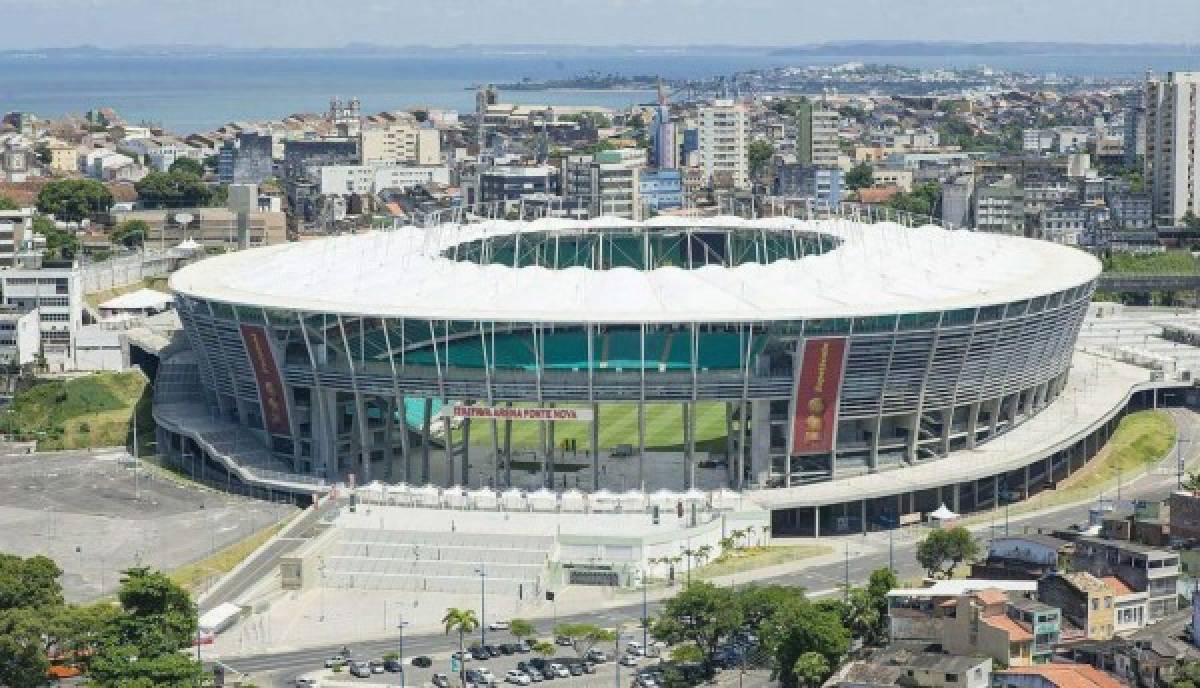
[
  {"x1": 1145, "y1": 71, "x2": 1200, "y2": 226},
  {"x1": 360, "y1": 119, "x2": 441, "y2": 166},
  {"x1": 697, "y1": 99, "x2": 748, "y2": 189},
  {"x1": 796, "y1": 99, "x2": 840, "y2": 168}
]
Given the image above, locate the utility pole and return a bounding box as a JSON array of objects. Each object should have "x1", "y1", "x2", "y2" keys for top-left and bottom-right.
[
  {"x1": 888, "y1": 526, "x2": 895, "y2": 572},
  {"x1": 614, "y1": 629, "x2": 622, "y2": 688}
]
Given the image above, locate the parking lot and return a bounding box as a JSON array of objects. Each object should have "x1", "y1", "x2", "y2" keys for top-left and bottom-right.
[
  {"x1": 0, "y1": 449, "x2": 293, "y2": 601},
  {"x1": 293, "y1": 638, "x2": 671, "y2": 688}
]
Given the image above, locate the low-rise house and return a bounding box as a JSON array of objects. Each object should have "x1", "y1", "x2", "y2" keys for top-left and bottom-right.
[
  {"x1": 943, "y1": 590, "x2": 1060, "y2": 666},
  {"x1": 971, "y1": 534, "x2": 1073, "y2": 580},
  {"x1": 995, "y1": 663, "x2": 1123, "y2": 688},
  {"x1": 1070, "y1": 537, "x2": 1179, "y2": 620},
  {"x1": 1037, "y1": 572, "x2": 1115, "y2": 640},
  {"x1": 825, "y1": 644, "x2": 991, "y2": 688}
]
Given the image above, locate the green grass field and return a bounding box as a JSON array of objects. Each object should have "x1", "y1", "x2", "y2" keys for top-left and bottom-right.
[
  {"x1": 4, "y1": 371, "x2": 149, "y2": 450},
  {"x1": 459, "y1": 402, "x2": 731, "y2": 454}
]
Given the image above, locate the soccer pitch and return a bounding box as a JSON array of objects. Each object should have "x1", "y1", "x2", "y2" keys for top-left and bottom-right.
[{"x1": 461, "y1": 402, "x2": 730, "y2": 453}]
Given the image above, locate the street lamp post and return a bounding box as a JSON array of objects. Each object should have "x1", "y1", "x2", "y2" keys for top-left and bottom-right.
[
  {"x1": 397, "y1": 616, "x2": 409, "y2": 688},
  {"x1": 614, "y1": 629, "x2": 622, "y2": 688},
  {"x1": 477, "y1": 566, "x2": 487, "y2": 648},
  {"x1": 642, "y1": 568, "x2": 648, "y2": 652}
]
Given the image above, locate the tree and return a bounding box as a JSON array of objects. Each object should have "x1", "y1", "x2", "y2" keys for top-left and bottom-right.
[
  {"x1": 134, "y1": 170, "x2": 213, "y2": 208},
  {"x1": 88, "y1": 568, "x2": 201, "y2": 688},
  {"x1": 553, "y1": 622, "x2": 615, "y2": 658},
  {"x1": 845, "y1": 162, "x2": 874, "y2": 190},
  {"x1": 747, "y1": 140, "x2": 775, "y2": 178},
  {"x1": 442, "y1": 607, "x2": 479, "y2": 687},
  {"x1": 1184, "y1": 471, "x2": 1200, "y2": 492},
  {"x1": 0, "y1": 607, "x2": 50, "y2": 688},
  {"x1": 737, "y1": 585, "x2": 806, "y2": 630},
  {"x1": 865, "y1": 567, "x2": 898, "y2": 641},
  {"x1": 792, "y1": 651, "x2": 830, "y2": 688},
  {"x1": 31, "y1": 214, "x2": 80, "y2": 259},
  {"x1": 0, "y1": 195, "x2": 18, "y2": 210},
  {"x1": 652, "y1": 581, "x2": 743, "y2": 669},
  {"x1": 1183, "y1": 211, "x2": 1200, "y2": 230},
  {"x1": 111, "y1": 219, "x2": 149, "y2": 248},
  {"x1": 761, "y1": 597, "x2": 849, "y2": 688},
  {"x1": 167, "y1": 157, "x2": 205, "y2": 177},
  {"x1": 0, "y1": 553, "x2": 64, "y2": 612},
  {"x1": 915, "y1": 526, "x2": 980, "y2": 579},
  {"x1": 509, "y1": 618, "x2": 535, "y2": 643},
  {"x1": 886, "y1": 181, "x2": 942, "y2": 218},
  {"x1": 35, "y1": 178, "x2": 113, "y2": 221},
  {"x1": 532, "y1": 640, "x2": 556, "y2": 658}
]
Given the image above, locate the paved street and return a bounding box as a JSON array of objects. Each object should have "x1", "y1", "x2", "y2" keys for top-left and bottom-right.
[{"x1": 215, "y1": 408, "x2": 1197, "y2": 686}]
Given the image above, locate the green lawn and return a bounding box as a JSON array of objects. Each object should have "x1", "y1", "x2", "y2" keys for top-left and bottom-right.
[
  {"x1": 3, "y1": 371, "x2": 149, "y2": 450},
  {"x1": 961, "y1": 409, "x2": 1176, "y2": 522},
  {"x1": 1102, "y1": 251, "x2": 1200, "y2": 274},
  {"x1": 459, "y1": 402, "x2": 730, "y2": 454}
]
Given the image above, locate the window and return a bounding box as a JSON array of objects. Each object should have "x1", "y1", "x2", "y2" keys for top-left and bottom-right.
[{"x1": 946, "y1": 674, "x2": 958, "y2": 682}]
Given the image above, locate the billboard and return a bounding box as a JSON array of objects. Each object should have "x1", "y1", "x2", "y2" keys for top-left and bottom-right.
[
  {"x1": 240, "y1": 324, "x2": 291, "y2": 436},
  {"x1": 449, "y1": 405, "x2": 594, "y2": 422},
  {"x1": 791, "y1": 337, "x2": 847, "y2": 456}
]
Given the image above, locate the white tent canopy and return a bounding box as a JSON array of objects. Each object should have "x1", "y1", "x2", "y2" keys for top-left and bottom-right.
[{"x1": 929, "y1": 504, "x2": 958, "y2": 521}]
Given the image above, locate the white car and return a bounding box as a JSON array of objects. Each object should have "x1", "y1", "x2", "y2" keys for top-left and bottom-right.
[
  {"x1": 478, "y1": 668, "x2": 496, "y2": 682},
  {"x1": 549, "y1": 663, "x2": 570, "y2": 678},
  {"x1": 488, "y1": 620, "x2": 511, "y2": 631},
  {"x1": 620, "y1": 654, "x2": 639, "y2": 667},
  {"x1": 627, "y1": 641, "x2": 645, "y2": 656},
  {"x1": 505, "y1": 670, "x2": 532, "y2": 685}
]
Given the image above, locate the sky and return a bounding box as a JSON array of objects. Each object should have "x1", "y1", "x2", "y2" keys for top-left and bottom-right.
[{"x1": 1, "y1": 0, "x2": 1200, "y2": 49}]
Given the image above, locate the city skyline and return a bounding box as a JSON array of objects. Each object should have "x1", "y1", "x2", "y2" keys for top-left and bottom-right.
[{"x1": 2, "y1": 0, "x2": 1200, "y2": 49}]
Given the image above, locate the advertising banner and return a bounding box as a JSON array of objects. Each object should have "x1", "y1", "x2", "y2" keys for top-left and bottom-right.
[
  {"x1": 449, "y1": 405, "x2": 594, "y2": 422},
  {"x1": 240, "y1": 324, "x2": 292, "y2": 436},
  {"x1": 791, "y1": 337, "x2": 847, "y2": 456}
]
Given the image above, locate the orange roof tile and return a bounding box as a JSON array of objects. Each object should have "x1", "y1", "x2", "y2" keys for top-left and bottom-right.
[
  {"x1": 982, "y1": 614, "x2": 1033, "y2": 641},
  {"x1": 856, "y1": 186, "x2": 902, "y2": 204},
  {"x1": 973, "y1": 588, "x2": 1009, "y2": 606},
  {"x1": 1100, "y1": 576, "x2": 1134, "y2": 596},
  {"x1": 1002, "y1": 664, "x2": 1124, "y2": 688}
]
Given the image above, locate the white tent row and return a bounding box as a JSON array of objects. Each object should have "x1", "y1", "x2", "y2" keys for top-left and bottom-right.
[{"x1": 352, "y1": 484, "x2": 731, "y2": 512}]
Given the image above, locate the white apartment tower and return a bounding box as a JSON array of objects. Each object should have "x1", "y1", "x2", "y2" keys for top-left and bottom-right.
[
  {"x1": 1145, "y1": 71, "x2": 1200, "y2": 226},
  {"x1": 698, "y1": 99, "x2": 748, "y2": 190}
]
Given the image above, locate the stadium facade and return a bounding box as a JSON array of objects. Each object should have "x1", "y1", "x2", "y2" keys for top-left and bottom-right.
[{"x1": 164, "y1": 216, "x2": 1101, "y2": 498}]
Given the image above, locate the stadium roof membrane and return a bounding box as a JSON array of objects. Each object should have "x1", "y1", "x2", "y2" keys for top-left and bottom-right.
[{"x1": 170, "y1": 216, "x2": 1101, "y2": 323}]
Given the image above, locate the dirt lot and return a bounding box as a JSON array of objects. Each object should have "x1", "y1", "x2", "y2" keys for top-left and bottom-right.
[{"x1": 0, "y1": 448, "x2": 294, "y2": 602}]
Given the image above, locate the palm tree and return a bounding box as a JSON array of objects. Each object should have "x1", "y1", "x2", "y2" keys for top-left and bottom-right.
[{"x1": 443, "y1": 607, "x2": 479, "y2": 686}]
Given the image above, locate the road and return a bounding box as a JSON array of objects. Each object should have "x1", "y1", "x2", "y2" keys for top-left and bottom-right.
[{"x1": 216, "y1": 408, "x2": 1198, "y2": 684}]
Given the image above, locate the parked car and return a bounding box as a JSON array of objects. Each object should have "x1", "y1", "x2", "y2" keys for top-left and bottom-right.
[
  {"x1": 516, "y1": 639, "x2": 532, "y2": 653},
  {"x1": 582, "y1": 661, "x2": 596, "y2": 674},
  {"x1": 549, "y1": 663, "x2": 570, "y2": 678},
  {"x1": 412, "y1": 655, "x2": 433, "y2": 668},
  {"x1": 586, "y1": 649, "x2": 608, "y2": 663},
  {"x1": 432, "y1": 674, "x2": 452, "y2": 688},
  {"x1": 620, "y1": 654, "x2": 639, "y2": 666},
  {"x1": 489, "y1": 620, "x2": 511, "y2": 631},
  {"x1": 470, "y1": 646, "x2": 490, "y2": 660},
  {"x1": 626, "y1": 641, "x2": 645, "y2": 656},
  {"x1": 505, "y1": 669, "x2": 532, "y2": 685},
  {"x1": 567, "y1": 663, "x2": 583, "y2": 676},
  {"x1": 349, "y1": 661, "x2": 372, "y2": 678},
  {"x1": 478, "y1": 667, "x2": 496, "y2": 682},
  {"x1": 540, "y1": 667, "x2": 556, "y2": 681},
  {"x1": 485, "y1": 644, "x2": 502, "y2": 657},
  {"x1": 554, "y1": 635, "x2": 573, "y2": 646},
  {"x1": 499, "y1": 643, "x2": 517, "y2": 655},
  {"x1": 369, "y1": 660, "x2": 385, "y2": 674},
  {"x1": 383, "y1": 658, "x2": 403, "y2": 672},
  {"x1": 294, "y1": 680, "x2": 318, "y2": 687},
  {"x1": 528, "y1": 658, "x2": 548, "y2": 672},
  {"x1": 323, "y1": 654, "x2": 347, "y2": 668}
]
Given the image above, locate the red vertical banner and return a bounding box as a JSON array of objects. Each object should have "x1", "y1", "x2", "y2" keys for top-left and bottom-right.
[
  {"x1": 791, "y1": 337, "x2": 847, "y2": 456},
  {"x1": 240, "y1": 324, "x2": 292, "y2": 436}
]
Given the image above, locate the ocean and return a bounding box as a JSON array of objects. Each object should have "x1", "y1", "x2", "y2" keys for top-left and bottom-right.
[{"x1": 3, "y1": 50, "x2": 1200, "y2": 134}]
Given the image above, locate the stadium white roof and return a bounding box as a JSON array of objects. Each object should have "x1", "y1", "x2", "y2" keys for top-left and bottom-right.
[{"x1": 169, "y1": 216, "x2": 1101, "y2": 323}]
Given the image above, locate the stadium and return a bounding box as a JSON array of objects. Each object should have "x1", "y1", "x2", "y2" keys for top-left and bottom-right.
[{"x1": 160, "y1": 214, "x2": 1102, "y2": 525}]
